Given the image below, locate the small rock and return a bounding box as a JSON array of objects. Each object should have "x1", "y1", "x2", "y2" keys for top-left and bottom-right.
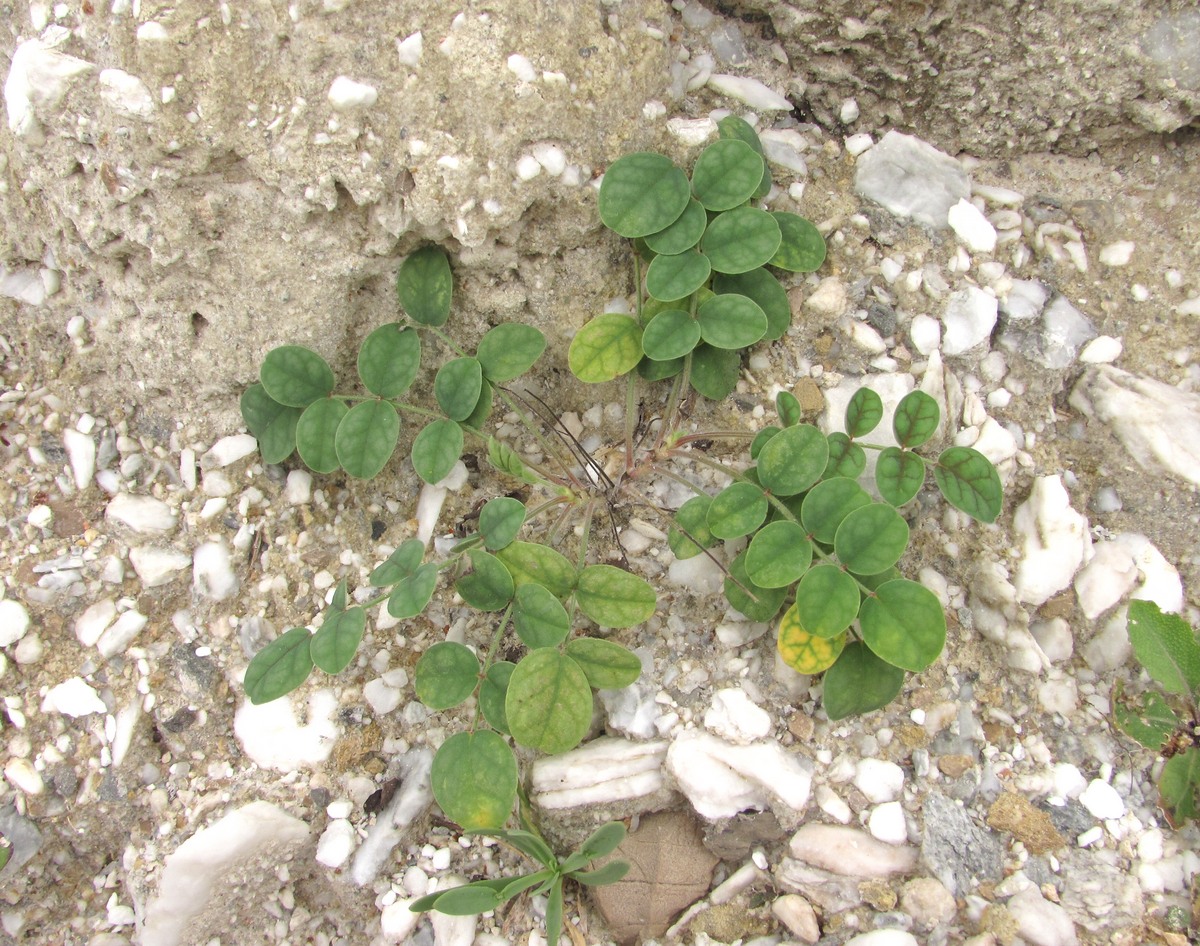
[
  {"x1": 941, "y1": 287, "x2": 998, "y2": 356},
  {"x1": 130, "y1": 546, "x2": 192, "y2": 587},
  {"x1": 532, "y1": 737, "x2": 668, "y2": 809},
  {"x1": 788, "y1": 824, "x2": 917, "y2": 877},
  {"x1": 667, "y1": 730, "x2": 811, "y2": 820},
  {"x1": 986, "y1": 793, "x2": 1066, "y2": 854},
  {"x1": 854, "y1": 131, "x2": 970, "y2": 228},
  {"x1": 380, "y1": 897, "x2": 421, "y2": 942},
  {"x1": 772, "y1": 894, "x2": 820, "y2": 943},
  {"x1": 328, "y1": 75, "x2": 378, "y2": 110},
  {"x1": 1073, "y1": 540, "x2": 1138, "y2": 619},
  {"x1": 1006, "y1": 886, "x2": 1078, "y2": 946},
  {"x1": 921, "y1": 792, "x2": 1003, "y2": 896},
  {"x1": 106, "y1": 494, "x2": 178, "y2": 535},
  {"x1": 193, "y1": 541, "x2": 239, "y2": 601},
  {"x1": 98, "y1": 68, "x2": 155, "y2": 118},
  {"x1": 706, "y1": 74, "x2": 791, "y2": 110},
  {"x1": 4, "y1": 758, "x2": 44, "y2": 795},
  {"x1": 854, "y1": 758, "x2": 905, "y2": 803},
  {"x1": 1078, "y1": 779, "x2": 1125, "y2": 820},
  {"x1": 75, "y1": 599, "x2": 116, "y2": 647},
  {"x1": 1078, "y1": 335, "x2": 1122, "y2": 364},
  {"x1": 62, "y1": 428, "x2": 96, "y2": 490},
  {"x1": 1002, "y1": 279, "x2": 1048, "y2": 321},
  {"x1": 937, "y1": 755, "x2": 975, "y2": 779},
  {"x1": 703, "y1": 687, "x2": 771, "y2": 744},
  {"x1": 285, "y1": 470, "x2": 313, "y2": 504},
  {"x1": 97, "y1": 610, "x2": 148, "y2": 659},
  {"x1": 805, "y1": 277, "x2": 849, "y2": 318},
  {"x1": 869, "y1": 801, "x2": 908, "y2": 845},
  {"x1": 1012, "y1": 476, "x2": 1091, "y2": 608},
  {"x1": 1098, "y1": 241, "x2": 1134, "y2": 266},
  {"x1": 363, "y1": 678, "x2": 403, "y2": 715},
  {"x1": 816, "y1": 784, "x2": 852, "y2": 823},
  {"x1": 202, "y1": 434, "x2": 258, "y2": 468},
  {"x1": 947, "y1": 199, "x2": 997, "y2": 252},
  {"x1": 315, "y1": 819, "x2": 357, "y2": 868},
  {"x1": 0, "y1": 599, "x2": 31, "y2": 647},
  {"x1": 395, "y1": 31, "x2": 423, "y2": 68},
  {"x1": 900, "y1": 877, "x2": 956, "y2": 930},
  {"x1": 844, "y1": 931, "x2": 919, "y2": 946},
  {"x1": 909, "y1": 314, "x2": 941, "y2": 355},
  {"x1": 41, "y1": 677, "x2": 107, "y2": 717},
  {"x1": 234, "y1": 689, "x2": 340, "y2": 771}
]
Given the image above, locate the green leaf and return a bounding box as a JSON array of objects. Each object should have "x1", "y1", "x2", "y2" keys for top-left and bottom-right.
[
  {"x1": 822, "y1": 641, "x2": 906, "y2": 721},
  {"x1": 435, "y1": 357, "x2": 484, "y2": 421},
  {"x1": 488, "y1": 437, "x2": 545, "y2": 487},
  {"x1": 490, "y1": 829, "x2": 557, "y2": 867},
  {"x1": 696, "y1": 293, "x2": 768, "y2": 350},
  {"x1": 415, "y1": 641, "x2": 481, "y2": 710},
  {"x1": 800, "y1": 478, "x2": 873, "y2": 545},
  {"x1": 933, "y1": 446, "x2": 1003, "y2": 523},
  {"x1": 240, "y1": 383, "x2": 301, "y2": 464},
  {"x1": 824, "y1": 432, "x2": 866, "y2": 479},
  {"x1": 479, "y1": 661, "x2": 516, "y2": 735},
  {"x1": 724, "y1": 550, "x2": 787, "y2": 622},
  {"x1": 757, "y1": 424, "x2": 828, "y2": 497},
  {"x1": 387, "y1": 563, "x2": 439, "y2": 618},
  {"x1": 834, "y1": 503, "x2": 909, "y2": 575},
  {"x1": 707, "y1": 482, "x2": 768, "y2": 540},
  {"x1": 1113, "y1": 683, "x2": 1180, "y2": 750},
  {"x1": 570, "y1": 860, "x2": 631, "y2": 886},
  {"x1": 476, "y1": 324, "x2": 547, "y2": 383},
  {"x1": 1127, "y1": 600, "x2": 1200, "y2": 696},
  {"x1": 310, "y1": 606, "x2": 365, "y2": 675},
  {"x1": 260, "y1": 345, "x2": 335, "y2": 408},
  {"x1": 569, "y1": 314, "x2": 644, "y2": 383},
  {"x1": 546, "y1": 878, "x2": 564, "y2": 946},
  {"x1": 576, "y1": 565, "x2": 656, "y2": 628},
  {"x1": 506, "y1": 649, "x2": 593, "y2": 754},
  {"x1": 689, "y1": 344, "x2": 740, "y2": 400},
  {"x1": 499, "y1": 870, "x2": 556, "y2": 900},
  {"x1": 669, "y1": 495, "x2": 718, "y2": 559},
  {"x1": 745, "y1": 520, "x2": 812, "y2": 588},
  {"x1": 296, "y1": 398, "x2": 349, "y2": 474},
  {"x1": 776, "y1": 390, "x2": 802, "y2": 427},
  {"x1": 431, "y1": 730, "x2": 517, "y2": 830},
  {"x1": 496, "y1": 541, "x2": 577, "y2": 599},
  {"x1": 645, "y1": 249, "x2": 712, "y2": 303},
  {"x1": 358, "y1": 323, "x2": 421, "y2": 397},
  {"x1": 455, "y1": 549, "x2": 515, "y2": 612},
  {"x1": 513, "y1": 583, "x2": 571, "y2": 648},
  {"x1": 769, "y1": 212, "x2": 826, "y2": 272},
  {"x1": 1159, "y1": 750, "x2": 1200, "y2": 824},
  {"x1": 714, "y1": 268, "x2": 790, "y2": 341},
  {"x1": 691, "y1": 139, "x2": 765, "y2": 211},
  {"x1": 463, "y1": 377, "x2": 494, "y2": 430},
  {"x1": 876, "y1": 448, "x2": 926, "y2": 507},
  {"x1": 244, "y1": 627, "x2": 313, "y2": 704},
  {"x1": 716, "y1": 114, "x2": 771, "y2": 198},
  {"x1": 565, "y1": 638, "x2": 642, "y2": 689},
  {"x1": 703, "y1": 207, "x2": 782, "y2": 275},
  {"x1": 599, "y1": 152, "x2": 691, "y2": 238},
  {"x1": 643, "y1": 198, "x2": 707, "y2": 255},
  {"x1": 845, "y1": 388, "x2": 883, "y2": 438},
  {"x1": 398, "y1": 245, "x2": 453, "y2": 327},
  {"x1": 330, "y1": 578, "x2": 348, "y2": 613},
  {"x1": 859, "y1": 579, "x2": 946, "y2": 672},
  {"x1": 419, "y1": 882, "x2": 503, "y2": 916},
  {"x1": 0, "y1": 835, "x2": 9, "y2": 873},
  {"x1": 642, "y1": 309, "x2": 702, "y2": 361},
  {"x1": 638, "y1": 354, "x2": 684, "y2": 381},
  {"x1": 479, "y1": 496, "x2": 525, "y2": 551},
  {"x1": 750, "y1": 426, "x2": 781, "y2": 461},
  {"x1": 893, "y1": 390, "x2": 940, "y2": 448},
  {"x1": 576, "y1": 821, "x2": 627, "y2": 861},
  {"x1": 336, "y1": 399, "x2": 400, "y2": 479},
  {"x1": 412, "y1": 418, "x2": 465, "y2": 484},
  {"x1": 795, "y1": 564, "x2": 861, "y2": 638}
]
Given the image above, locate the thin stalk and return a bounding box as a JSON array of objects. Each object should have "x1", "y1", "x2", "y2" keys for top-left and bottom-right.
[
  {"x1": 623, "y1": 371, "x2": 637, "y2": 471},
  {"x1": 420, "y1": 325, "x2": 470, "y2": 358},
  {"x1": 495, "y1": 386, "x2": 587, "y2": 490},
  {"x1": 659, "y1": 354, "x2": 692, "y2": 446}
]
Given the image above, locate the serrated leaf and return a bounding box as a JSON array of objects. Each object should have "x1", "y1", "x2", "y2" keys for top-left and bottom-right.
[
  {"x1": 244, "y1": 626, "x2": 313, "y2": 704},
  {"x1": 431, "y1": 730, "x2": 517, "y2": 830},
  {"x1": 569, "y1": 314, "x2": 644, "y2": 383},
  {"x1": 335, "y1": 399, "x2": 399, "y2": 479},
  {"x1": 822, "y1": 641, "x2": 906, "y2": 721},
  {"x1": 769, "y1": 212, "x2": 826, "y2": 273},
  {"x1": 513, "y1": 583, "x2": 571, "y2": 648},
  {"x1": 893, "y1": 389, "x2": 940, "y2": 448},
  {"x1": 455, "y1": 549, "x2": 515, "y2": 612},
  {"x1": 859, "y1": 579, "x2": 946, "y2": 672},
  {"x1": 415, "y1": 641, "x2": 480, "y2": 710},
  {"x1": 370, "y1": 538, "x2": 426, "y2": 587},
  {"x1": 357, "y1": 323, "x2": 421, "y2": 397},
  {"x1": 703, "y1": 207, "x2": 781, "y2": 275},
  {"x1": 310, "y1": 606, "x2": 365, "y2": 675},
  {"x1": 795, "y1": 564, "x2": 861, "y2": 638},
  {"x1": 1127, "y1": 600, "x2": 1200, "y2": 696},
  {"x1": 435, "y1": 357, "x2": 484, "y2": 421},
  {"x1": 476, "y1": 323, "x2": 546, "y2": 383},
  {"x1": 387, "y1": 562, "x2": 439, "y2": 618},
  {"x1": 845, "y1": 387, "x2": 883, "y2": 438},
  {"x1": 240, "y1": 383, "x2": 301, "y2": 464},
  {"x1": 506, "y1": 649, "x2": 593, "y2": 754},
  {"x1": 260, "y1": 345, "x2": 335, "y2": 408},
  {"x1": 496, "y1": 541, "x2": 577, "y2": 599},
  {"x1": 933, "y1": 446, "x2": 1003, "y2": 523},
  {"x1": 834, "y1": 503, "x2": 909, "y2": 575},
  {"x1": 565, "y1": 638, "x2": 642, "y2": 689},
  {"x1": 575, "y1": 565, "x2": 656, "y2": 628},
  {"x1": 296, "y1": 398, "x2": 349, "y2": 474},
  {"x1": 412, "y1": 418, "x2": 464, "y2": 484},
  {"x1": 599, "y1": 152, "x2": 691, "y2": 239},
  {"x1": 398, "y1": 245, "x2": 453, "y2": 327},
  {"x1": 876, "y1": 447, "x2": 926, "y2": 507}
]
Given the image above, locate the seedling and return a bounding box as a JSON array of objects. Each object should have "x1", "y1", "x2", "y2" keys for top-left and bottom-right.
[
  {"x1": 411, "y1": 820, "x2": 629, "y2": 943},
  {"x1": 1114, "y1": 600, "x2": 1200, "y2": 825}
]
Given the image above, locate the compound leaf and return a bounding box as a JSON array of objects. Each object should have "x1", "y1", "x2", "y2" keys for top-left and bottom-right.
[
  {"x1": 310, "y1": 606, "x2": 365, "y2": 675},
  {"x1": 707, "y1": 482, "x2": 768, "y2": 540},
  {"x1": 496, "y1": 541, "x2": 577, "y2": 599},
  {"x1": 576, "y1": 564, "x2": 656, "y2": 628},
  {"x1": 599, "y1": 152, "x2": 691, "y2": 239},
  {"x1": 933, "y1": 446, "x2": 1003, "y2": 523},
  {"x1": 398, "y1": 245, "x2": 453, "y2": 327},
  {"x1": 801, "y1": 477, "x2": 873, "y2": 545},
  {"x1": 240, "y1": 383, "x2": 301, "y2": 464},
  {"x1": 244, "y1": 626, "x2": 313, "y2": 705},
  {"x1": 506, "y1": 649, "x2": 593, "y2": 754},
  {"x1": 260, "y1": 345, "x2": 335, "y2": 408},
  {"x1": 476, "y1": 324, "x2": 546, "y2": 383},
  {"x1": 778, "y1": 603, "x2": 846, "y2": 674},
  {"x1": 358, "y1": 323, "x2": 421, "y2": 397},
  {"x1": 412, "y1": 418, "x2": 464, "y2": 484},
  {"x1": 822, "y1": 641, "x2": 906, "y2": 721},
  {"x1": 431, "y1": 730, "x2": 517, "y2": 830},
  {"x1": 859, "y1": 579, "x2": 946, "y2": 672},
  {"x1": 569, "y1": 314, "x2": 643, "y2": 383},
  {"x1": 455, "y1": 549, "x2": 515, "y2": 612},
  {"x1": 415, "y1": 640, "x2": 480, "y2": 711},
  {"x1": 565, "y1": 638, "x2": 642, "y2": 689},
  {"x1": 691, "y1": 138, "x2": 764, "y2": 211},
  {"x1": 745, "y1": 520, "x2": 812, "y2": 588},
  {"x1": 696, "y1": 293, "x2": 768, "y2": 350},
  {"x1": 336, "y1": 399, "x2": 399, "y2": 479},
  {"x1": 668, "y1": 494, "x2": 717, "y2": 559}
]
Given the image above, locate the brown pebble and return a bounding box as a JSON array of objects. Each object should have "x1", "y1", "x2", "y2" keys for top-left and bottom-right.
[
  {"x1": 791, "y1": 378, "x2": 825, "y2": 414},
  {"x1": 858, "y1": 878, "x2": 897, "y2": 911},
  {"x1": 788, "y1": 713, "x2": 815, "y2": 741},
  {"x1": 937, "y1": 754, "x2": 975, "y2": 779},
  {"x1": 986, "y1": 792, "x2": 1066, "y2": 855}
]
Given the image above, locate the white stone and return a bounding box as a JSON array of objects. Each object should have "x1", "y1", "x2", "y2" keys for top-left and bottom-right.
[
  {"x1": 1003, "y1": 279, "x2": 1048, "y2": 321},
  {"x1": 193, "y1": 541, "x2": 239, "y2": 601},
  {"x1": 4, "y1": 758, "x2": 44, "y2": 795},
  {"x1": 1081, "y1": 611, "x2": 1133, "y2": 674},
  {"x1": 285, "y1": 469, "x2": 312, "y2": 504},
  {"x1": 1037, "y1": 677, "x2": 1077, "y2": 714},
  {"x1": 532, "y1": 737, "x2": 667, "y2": 809},
  {"x1": 136, "y1": 21, "x2": 168, "y2": 40},
  {"x1": 4, "y1": 39, "x2": 94, "y2": 143},
  {"x1": 667, "y1": 730, "x2": 810, "y2": 819},
  {"x1": 845, "y1": 932, "x2": 919, "y2": 946},
  {"x1": 666, "y1": 116, "x2": 717, "y2": 146},
  {"x1": 815, "y1": 784, "x2": 852, "y2": 823},
  {"x1": 532, "y1": 142, "x2": 566, "y2": 177},
  {"x1": 97, "y1": 609, "x2": 148, "y2": 658},
  {"x1": 506, "y1": 54, "x2": 536, "y2": 82},
  {"x1": 364, "y1": 678, "x2": 403, "y2": 715},
  {"x1": 99, "y1": 68, "x2": 155, "y2": 118},
  {"x1": 707, "y1": 74, "x2": 791, "y2": 110},
  {"x1": 850, "y1": 320, "x2": 886, "y2": 354},
  {"x1": 704, "y1": 687, "x2": 771, "y2": 744},
  {"x1": 1115, "y1": 533, "x2": 1184, "y2": 613},
  {"x1": 1012, "y1": 476, "x2": 1092, "y2": 607},
  {"x1": 947, "y1": 199, "x2": 997, "y2": 253},
  {"x1": 515, "y1": 154, "x2": 542, "y2": 180},
  {"x1": 142, "y1": 802, "x2": 309, "y2": 945},
  {"x1": 1007, "y1": 886, "x2": 1078, "y2": 946},
  {"x1": 1078, "y1": 335, "x2": 1123, "y2": 364},
  {"x1": 1073, "y1": 540, "x2": 1138, "y2": 619},
  {"x1": 431, "y1": 908, "x2": 476, "y2": 946},
  {"x1": 106, "y1": 493, "x2": 178, "y2": 534},
  {"x1": 63, "y1": 428, "x2": 95, "y2": 490},
  {"x1": 789, "y1": 824, "x2": 918, "y2": 877},
  {"x1": 941, "y1": 286, "x2": 998, "y2": 356},
  {"x1": 1030, "y1": 618, "x2": 1073, "y2": 663},
  {"x1": 1078, "y1": 779, "x2": 1125, "y2": 820},
  {"x1": 27, "y1": 505, "x2": 52, "y2": 529},
  {"x1": 805, "y1": 277, "x2": 848, "y2": 318},
  {"x1": 900, "y1": 877, "x2": 957, "y2": 930},
  {"x1": 396, "y1": 31, "x2": 423, "y2": 68},
  {"x1": 202, "y1": 434, "x2": 258, "y2": 468},
  {"x1": 380, "y1": 897, "x2": 422, "y2": 942},
  {"x1": 1070, "y1": 365, "x2": 1200, "y2": 489},
  {"x1": 0, "y1": 599, "x2": 31, "y2": 647},
  {"x1": 1098, "y1": 241, "x2": 1135, "y2": 266},
  {"x1": 868, "y1": 801, "x2": 908, "y2": 845},
  {"x1": 328, "y1": 75, "x2": 377, "y2": 110},
  {"x1": 234, "y1": 689, "x2": 340, "y2": 771},
  {"x1": 840, "y1": 97, "x2": 860, "y2": 123},
  {"x1": 1051, "y1": 763, "x2": 1088, "y2": 799},
  {"x1": 854, "y1": 758, "x2": 905, "y2": 803},
  {"x1": 315, "y1": 819, "x2": 357, "y2": 868},
  {"x1": 75, "y1": 599, "x2": 116, "y2": 647},
  {"x1": 854, "y1": 131, "x2": 970, "y2": 228},
  {"x1": 909, "y1": 314, "x2": 941, "y2": 355},
  {"x1": 130, "y1": 546, "x2": 191, "y2": 587},
  {"x1": 772, "y1": 894, "x2": 820, "y2": 943},
  {"x1": 1178, "y1": 296, "x2": 1200, "y2": 317},
  {"x1": 41, "y1": 677, "x2": 107, "y2": 717},
  {"x1": 844, "y1": 132, "x2": 874, "y2": 156},
  {"x1": 667, "y1": 552, "x2": 725, "y2": 595}
]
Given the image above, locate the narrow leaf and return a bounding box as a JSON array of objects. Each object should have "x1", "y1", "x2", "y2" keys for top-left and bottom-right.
[
  {"x1": 569, "y1": 860, "x2": 631, "y2": 886},
  {"x1": 244, "y1": 627, "x2": 313, "y2": 705}
]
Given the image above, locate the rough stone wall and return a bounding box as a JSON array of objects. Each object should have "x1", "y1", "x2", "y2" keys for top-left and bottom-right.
[
  {"x1": 722, "y1": 0, "x2": 1200, "y2": 154},
  {"x1": 1, "y1": 0, "x2": 674, "y2": 428}
]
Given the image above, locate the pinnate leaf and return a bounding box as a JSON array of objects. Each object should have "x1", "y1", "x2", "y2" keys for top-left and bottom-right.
[
  {"x1": 643, "y1": 309, "x2": 701, "y2": 361},
  {"x1": 412, "y1": 418, "x2": 464, "y2": 484},
  {"x1": 415, "y1": 641, "x2": 480, "y2": 710},
  {"x1": 714, "y1": 268, "x2": 790, "y2": 340},
  {"x1": 801, "y1": 477, "x2": 872, "y2": 545},
  {"x1": 565, "y1": 638, "x2": 642, "y2": 689},
  {"x1": 724, "y1": 550, "x2": 787, "y2": 622},
  {"x1": 876, "y1": 447, "x2": 926, "y2": 507},
  {"x1": 703, "y1": 207, "x2": 781, "y2": 275},
  {"x1": 479, "y1": 661, "x2": 516, "y2": 735},
  {"x1": 296, "y1": 398, "x2": 348, "y2": 473},
  {"x1": 357, "y1": 323, "x2": 421, "y2": 397},
  {"x1": 1113, "y1": 683, "x2": 1179, "y2": 751},
  {"x1": 645, "y1": 249, "x2": 711, "y2": 303},
  {"x1": 688, "y1": 344, "x2": 740, "y2": 400},
  {"x1": 371, "y1": 538, "x2": 425, "y2": 587},
  {"x1": 476, "y1": 323, "x2": 546, "y2": 383},
  {"x1": 643, "y1": 198, "x2": 707, "y2": 255},
  {"x1": 893, "y1": 390, "x2": 940, "y2": 447},
  {"x1": 696, "y1": 293, "x2": 768, "y2": 350},
  {"x1": 845, "y1": 387, "x2": 883, "y2": 437}
]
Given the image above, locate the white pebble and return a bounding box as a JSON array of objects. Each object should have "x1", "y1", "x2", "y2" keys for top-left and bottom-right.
[
  {"x1": 839, "y1": 97, "x2": 860, "y2": 123},
  {"x1": 815, "y1": 784, "x2": 852, "y2": 823},
  {"x1": 63, "y1": 428, "x2": 96, "y2": 490},
  {"x1": 707, "y1": 74, "x2": 791, "y2": 110},
  {"x1": 430, "y1": 847, "x2": 452, "y2": 871},
  {"x1": 75, "y1": 599, "x2": 117, "y2": 646},
  {"x1": 202, "y1": 434, "x2": 258, "y2": 469},
  {"x1": 666, "y1": 116, "x2": 716, "y2": 146},
  {"x1": 854, "y1": 758, "x2": 905, "y2": 803},
  {"x1": 506, "y1": 54, "x2": 536, "y2": 83},
  {"x1": 1098, "y1": 241, "x2": 1134, "y2": 266},
  {"x1": 315, "y1": 820, "x2": 357, "y2": 868},
  {"x1": 844, "y1": 132, "x2": 873, "y2": 156},
  {"x1": 234, "y1": 689, "x2": 340, "y2": 771},
  {"x1": 136, "y1": 21, "x2": 168, "y2": 40},
  {"x1": 868, "y1": 801, "x2": 908, "y2": 844},
  {"x1": 130, "y1": 546, "x2": 192, "y2": 587},
  {"x1": 106, "y1": 494, "x2": 178, "y2": 535},
  {"x1": 909, "y1": 314, "x2": 941, "y2": 355},
  {"x1": 1078, "y1": 779, "x2": 1125, "y2": 820},
  {"x1": 941, "y1": 286, "x2": 998, "y2": 355},
  {"x1": 98, "y1": 610, "x2": 148, "y2": 659},
  {"x1": 515, "y1": 154, "x2": 542, "y2": 181},
  {"x1": 27, "y1": 505, "x2": 52, "y2": 529},
  {"x1": 193, "y1": 541, "x2": 239, "y2": 601},
  {"x1": 1178, "y1": 296, "x2": 1200, "y2": 317},
  {"x1": 1007, "y1": 886, "x2": 1079, "y2": 946},
  {"x1": 396, "y1": 31, "x2": 423, "y2": 68},
  {"x1": 844, "y1": 933, "x2": 918, "y2": 946},
  {"x1": 1012, "y1": 475, "x2": 1090, "y2": 607},
  {"x1": 1078, "y1": 335, "x2": 1123, "y2": 364},
  {"x1": 0, "y1": 599, "x2": 31, "y2": 647},
  {"x1": 41, "y1": 677, "x2": 107, "y2": 717},
  {"x1": 285, "y1": 469, "x2": 312, "y2": 504},
  {"x1": 99, "y1": 68, "x2": 155, "y2": 119},
  {"x1": 380, "y1": 897, "x2": 422, "y2": 942},
  {"x1": 328, "y1": 76, "x2": 377, "y2": 110},
  {"x1": 532, "y1": 142, "x2": 566, "y2": 177},
  {"x1": 704, "y1": 687, "x2": 771, "y2": 744},
  {"x1": 772, "y1": 894, "x2": 820, "y2": 943},
  {"x1": 4, "y1": 757, "x2": 44, "y2": 795},
  {"x1": 364, "y1": 678, "x2": 403, "y2": 715},
  {"x1": 947, "y1": 199, "x2": 998, "y2": 253}
]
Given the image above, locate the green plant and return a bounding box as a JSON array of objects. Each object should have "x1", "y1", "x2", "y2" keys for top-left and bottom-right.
[
  {"x1": 411, "y1": 820, "x2": 629, "y2": 942},
  {"x1": 1114, "y1": 600, "x2": 1200, "y2": 825}
]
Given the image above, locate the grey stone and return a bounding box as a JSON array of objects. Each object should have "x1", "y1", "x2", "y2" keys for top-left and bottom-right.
[
  {"x1": 0, "y1": 805, "x2": 43, "y2": 876},
  {"x1": 999, "y1": 295, "x2": 1096, "y2": 369},
  {"x1": 854, "y1": 131, "x2": 970, "y2": 228},
  {"x1": 920, "y1": 792, "x2": 1003, "y2": 897}
]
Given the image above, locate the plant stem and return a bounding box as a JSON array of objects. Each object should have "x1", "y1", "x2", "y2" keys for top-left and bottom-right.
[
  {"x1": 623, "y1": 372, "x2": 637, "y2": 471},
  {"x1": 421, "y1": 325, "x2": 470, "y2": 358},
  {"x1": 471, "y1": 601, "x2": 515, "y2": 731}
]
